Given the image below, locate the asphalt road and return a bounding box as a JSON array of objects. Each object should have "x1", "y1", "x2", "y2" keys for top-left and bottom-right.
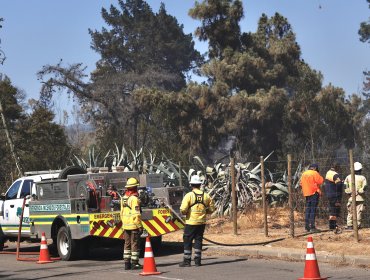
[{"x1": 1, "y1": 242, "x2": 369, "y2": 280}]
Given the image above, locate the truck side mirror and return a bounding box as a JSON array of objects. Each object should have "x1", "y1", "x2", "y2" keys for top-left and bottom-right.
[{"x1": 0, "y1": 193, "x2": 5, "y2": 200}]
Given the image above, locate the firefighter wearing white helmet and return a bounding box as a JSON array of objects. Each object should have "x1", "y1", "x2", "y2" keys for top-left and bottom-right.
[
  {"x1": 179, "y1": 175, "x2": 215, "y2": 267},
  {"x1": 344, "y1": 162, "x2": 367, "y2": 229},
  {"x1": 120, "y1": 177, "x2": 143, "y2": 270}
]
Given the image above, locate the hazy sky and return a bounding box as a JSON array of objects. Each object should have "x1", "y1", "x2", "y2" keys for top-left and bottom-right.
[{"x1": 1, "y1": 0, "x2": 369, "y2": 122}]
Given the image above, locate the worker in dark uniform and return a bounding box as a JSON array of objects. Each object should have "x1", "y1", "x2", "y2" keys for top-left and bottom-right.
[
  {"x1": 324, "y1": 163, "x2": 343, "y2": 231},
  {"x1": 121, "y1": 177, "x2": 143, "y2": 270},
  {"x1": 179, "y1": 175, "x2": 215, "y2": 267}
]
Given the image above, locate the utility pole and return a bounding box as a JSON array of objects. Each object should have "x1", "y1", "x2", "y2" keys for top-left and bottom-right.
[{"x1": 0, "y1": 99, "x2": 23, "y2": 176}]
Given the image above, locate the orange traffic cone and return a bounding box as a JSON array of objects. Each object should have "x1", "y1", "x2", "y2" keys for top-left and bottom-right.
[
  {"x1": 139, "y1": 237, "x2": 161, "y2": 276},
  {"x1": 37, "y1": 232, "x2": 54, "y2": 264},
  {"x1": 298, "y1": 236, "x2": 327, "y2": 280}
]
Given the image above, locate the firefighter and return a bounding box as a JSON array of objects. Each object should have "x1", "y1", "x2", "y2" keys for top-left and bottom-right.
[
  {"x1": 121, "y1": 177, "x2": 143, "y2": 270},
  {"x1": 324, "y1": 163, "x2": 343, "y2": 231},
  {"x1": 344, "y1": 162, "x2": 367, "y2": 229},
  {"x1": 300, "y1": 163, "x2": 324, "y2": 233},
  {"x1": 179, "y1": 175, "x2": 215, "y2": 267}
]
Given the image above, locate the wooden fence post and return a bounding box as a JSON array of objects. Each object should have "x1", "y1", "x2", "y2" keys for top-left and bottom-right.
[
  {"x1": 261, "y1": 156, "x2": 268, "y2": 237},
  {"x1": 349, "y1": 149, "x2": 359, "y2": 242},
  {"x1": 230, "y1": 156, "x2": 237, "y2": 235},
  {"x1": 288, "y1": 154, "x2": 294, "y2": 238}
]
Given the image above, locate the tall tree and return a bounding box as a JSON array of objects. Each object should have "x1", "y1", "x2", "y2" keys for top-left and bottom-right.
[
  {"x1": 0, "y1": 76, "x2": 25, "y2": 189},
  {"x1": 16, "y1": 102, "x2": 73, "y2": 171},
  {"x1": 38, "y1": 0, "x2": 201, "y2": 151},
  {"x1": 189, "y1": 0, "x2": 243, "y2": 59}
]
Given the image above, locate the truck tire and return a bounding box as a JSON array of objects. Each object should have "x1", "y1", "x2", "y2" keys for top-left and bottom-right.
[
  {"x1": 58, "y1": 166, "x2": 86, "y2": 179},
  {"x1": 57, "y1": 226, "x2": 78, "y2": 261},
  {"x1": 151, "y1": 235, "x2": 162, "y2": 253},
  {"x1": 140, "y1": 236, "x2": 162, "y2": 256},
  {"x1": 0, "y1": 227, "x2": 5, "y2": 251},
  {"x1": 77, "y1": 238, "x2": 90, "y2": 259},
  {"x1": 0, "y1": 240, "x2": 4, "y2": 252}
]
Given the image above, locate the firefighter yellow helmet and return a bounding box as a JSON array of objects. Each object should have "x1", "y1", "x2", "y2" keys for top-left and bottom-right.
[{"x1": 126, "y1": 177, "x2": 139, "y2": 188}]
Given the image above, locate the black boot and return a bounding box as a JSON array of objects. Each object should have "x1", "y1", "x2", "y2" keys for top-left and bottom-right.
[
  {"x1": 329, "y1": 220, "x2": 336, "y2": 230},
  {"x1": 194, "y1": 257, "x2": 202, "y2": 267},
  {"x1": 179, "y1": 258, "x2": 191, "y2": 267},
  {"x1": 124, "y1": 261, "x2": 131, "y2": 270},
  {"x1": 131, "y1": 260, "x2": 143, "y2": 270}
]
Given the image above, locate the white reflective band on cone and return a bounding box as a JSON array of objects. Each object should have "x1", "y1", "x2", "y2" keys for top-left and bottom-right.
[
  {"x1": 144, "y1": 251, "x2": 154, "y2": 258},
  {"x1": 146, "y1": 242, "x2": 151, "y2": 247},
  {"x1": 40, "y1": 244, "x2": 48, "y2": 250},
  {"x1": 306, "y1": 253, "x2": 317, "y2": 260},
  {"x1": 307, "y1": 242, "x2": 314, "y2": 248}
]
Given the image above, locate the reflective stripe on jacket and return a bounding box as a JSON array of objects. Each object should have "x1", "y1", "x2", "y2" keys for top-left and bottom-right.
[
  {"x1": 324, "y1": 169, "x2": 343, "y2": 199},
  {"x1": 180, "y1": 188, "x2": 215, "y2": 225},
  {"x1": 120, "y1": 195, "x2": 142, "y2": 230},
  {"x1": 300, "y1": 169, "x2": 324, "y2": 197},
  {"x1": 344, "y1": 174, "x2": 367, "y2": 202}
]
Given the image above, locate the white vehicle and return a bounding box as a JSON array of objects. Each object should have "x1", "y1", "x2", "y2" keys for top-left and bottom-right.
[
  {"x1": 0, "y1": 167, "x2": 184, "y2": 260},
  {"x1": 0, "y1": 171, "x2": 60, "y2": 244}
]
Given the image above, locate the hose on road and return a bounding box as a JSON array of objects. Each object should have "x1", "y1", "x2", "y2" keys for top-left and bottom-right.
[{"x1": 167, "y1": 205, "x2": 331, "y2": 247}]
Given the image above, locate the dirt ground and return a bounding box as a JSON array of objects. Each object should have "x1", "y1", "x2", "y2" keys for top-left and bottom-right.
[{"x1": 164, "y1": 208, "x2": 370, "y2": 257}]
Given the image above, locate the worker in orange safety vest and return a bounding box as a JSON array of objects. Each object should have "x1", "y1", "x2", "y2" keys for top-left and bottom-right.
[{"x1": 300, "y1": 163, "x2": 324, "y2": 233}]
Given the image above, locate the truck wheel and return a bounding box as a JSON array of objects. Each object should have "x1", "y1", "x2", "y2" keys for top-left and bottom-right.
[
  {"x1": 151, "y1": 235, "x2": 162, "y2": 253},
  {"x1": 140, "y1": 236, "x2": 162, "y2": 256},
  {"x1": 57, "y1": 226, "x2": 77, "y2": 261},
  {"x1": 77, "y1": 238, "x2": 90, "y2": 259},
  {"x1": 0, "y1": 229, "x2": 5, "y2": 251}
]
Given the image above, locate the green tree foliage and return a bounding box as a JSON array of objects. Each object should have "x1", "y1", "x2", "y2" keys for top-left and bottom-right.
[
  {"x1": 358, "y1": 1, "x2": 370, "y2": 171},
  {"x1": 0, "y1": 76, "x2": 25, "y2": 188},
  {"x1": 189, "y1": 0, "x2": 243, "y2": 59},
  {"x1": 36, "y1": 0, "x2": 367, "y2": 167},
  {"x1": 16, "y1": 102, "x2": 73, "y2": 171},
  {"x1": 359, "y1": 0, "x2": 370, "y2": 43},
  {"x1": 0, "y1": 77, "x2": 72, "y2": 190},
  {"x1": 38, "y1": 0, "x2": 201, "y2": 152}
]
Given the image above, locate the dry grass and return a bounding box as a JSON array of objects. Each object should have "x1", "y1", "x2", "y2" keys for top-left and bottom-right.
[{"x1": 164, "y1": 207, "x2": 370, "y2": 257}]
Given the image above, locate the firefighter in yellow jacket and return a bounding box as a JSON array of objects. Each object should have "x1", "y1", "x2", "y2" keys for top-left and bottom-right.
[
  {"x1": 179, "y1": 175, "x2": 215, "y2": 267},
  {"x1": 344, "y1": 162, "x2": 367, "y2": 229},
  {"x1": 121, "y1": 177, "x2": 143, "y2": 270}
]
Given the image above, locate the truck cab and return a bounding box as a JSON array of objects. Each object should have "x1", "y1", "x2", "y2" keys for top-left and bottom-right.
[{"x1": 0, "y1": 171, "x2": 60, "y2": 248}]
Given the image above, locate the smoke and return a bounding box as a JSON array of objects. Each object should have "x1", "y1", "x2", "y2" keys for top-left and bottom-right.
[{"x1": 224, "y1": 135, "x2": 237, "y2": 154}]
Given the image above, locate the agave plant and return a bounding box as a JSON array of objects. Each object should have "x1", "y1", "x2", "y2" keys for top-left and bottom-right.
[
  {"x1": 72, "y1": 146, "x2": 111, "y2": 169},
  {"x1": 71, "y1": 144, "x2": 302, "y2": 216}
]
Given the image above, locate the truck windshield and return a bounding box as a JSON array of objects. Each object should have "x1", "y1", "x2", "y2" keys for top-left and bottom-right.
[{"x1": 6, "y1": 180, "x2": 22, "y2": 200}]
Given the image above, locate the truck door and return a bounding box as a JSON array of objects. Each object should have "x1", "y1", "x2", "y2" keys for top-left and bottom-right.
[{"x1": 0, "y1": 179, "x2": 32, "y2": 237}]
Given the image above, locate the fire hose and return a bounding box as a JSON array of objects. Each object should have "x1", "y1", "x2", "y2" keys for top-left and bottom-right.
[{"x1": 165, "y1": 204, "x2": 329, "y2": 247}]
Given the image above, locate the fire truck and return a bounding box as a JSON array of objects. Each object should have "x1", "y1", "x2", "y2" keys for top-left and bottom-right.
[{"x1": 0, "y1": 167, "x2": 185, "y2": 260}]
